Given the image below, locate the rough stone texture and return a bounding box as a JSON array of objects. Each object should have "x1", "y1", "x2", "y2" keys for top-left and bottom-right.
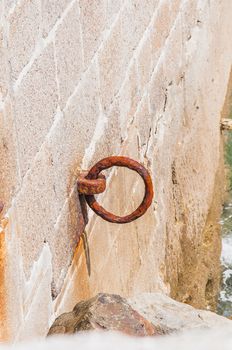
[
  {"x1": 79, "y1": 0, "x2": 107, "y2": 66},
  {"x1": 48, "y1": 293, "x2": 161, "y2": 336},
  {"x1": 0, "y1": 102, "x2": 20, "y2": 211},
  {"x1": 0, "y1": 0, "x2": 232, "y2": 343},
  {"x1": 41, "y1": 0, "x2": 72, "y2": 37},
  {"x1": 8, "y1": 0, "x2": 40, "y2": 81},
  {"x1": 98, "y1": 15, "x2": 126, "y2": 112},
  {"x1": 0, "y1": 26, "x2": 9, "y2": 103},
  {"x1": 13, "y1": 43, "x2": 59, "y2": 178},
  {"x1": 48, "y1": 292, "x2": 231, "y2": 340},
  {"x1": 129, "y1": 293, "x2": 231, "y2": 331},
  {"x1": 55, "y1": 2, "x2": 83, "y2": 108}
]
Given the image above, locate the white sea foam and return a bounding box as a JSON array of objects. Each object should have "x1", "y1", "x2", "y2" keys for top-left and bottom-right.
[
  {"x1": 222, "y1": 269, "x2": 232, "y2": 283},
  {"x1": 221, "y1": 235, "x2": 232, "y2": 267},
  {"x1": 1, "y1": 328, "x2": 232, "y2": 350},
  {"x1": 219, "y1": 290, "x2": 232, "y2": 303}
]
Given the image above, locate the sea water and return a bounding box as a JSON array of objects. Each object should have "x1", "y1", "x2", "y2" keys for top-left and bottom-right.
[{"x1": 218, "y1": 200, "x2": 232, "y2": 316}]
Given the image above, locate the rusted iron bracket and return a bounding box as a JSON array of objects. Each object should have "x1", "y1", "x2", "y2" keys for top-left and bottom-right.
[
  {"x1": 77, "y1": 156, "x2": 154, "y2": 224},
  {"x1": 77, "y1": 172, "x2": 106, "y2": 195}
]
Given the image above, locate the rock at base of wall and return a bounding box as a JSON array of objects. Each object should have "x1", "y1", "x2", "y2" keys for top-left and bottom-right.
[
  {"x1": 128, "y1": 293, "x2": 231, "y2": 331},
  {"x1": 48, "y1": 293, "x2": 162, "y2": 337},
  {"x1": 48, "y1": 293, "x2": 231, "y2": 337}
]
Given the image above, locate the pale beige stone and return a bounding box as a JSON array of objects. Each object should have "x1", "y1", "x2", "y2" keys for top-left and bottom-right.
[
  {"x1": 99, "y1": 0, "x2": 153, "y2": 114},
  {"x1": 9, "y1": 62, "x2": 100, "y2": 286},
  {"x1": 134, "y1": 96, "x2": 152, "y2": 157},
  {"x1": 92, "y1": 60, "x2": 140, "y2": 161},
  {"x1": 57, "y1": 0, "x2": 232, "y2": 316},
  {"x1": 16, "y1": 246, "x2": 53, "y2": 341},
  {"x1": 120, "y1": 0, "x2": 156, "y2": 58},
  {"x1": 8, "y1": 0, "x2": 40, "y2": 80},
  {"x1": 1, "y1": 0, "x2": 232, "y2": 342},
  {"x1": 55, "y1": 2, "x2": 83, "y2": 108},
  {"x1": 90, "y1": 104, "x2": 121, "y2": 165},
  {"x1": 41, "y1": 0, "x2": 71, "y2": 37},
  {"x1": 149, "y1": 0, "x2": 181, "y2": 67},
  {"x1": 79, "y1": 0, "x2": 107, "y2": 66},
  {"x1": 4, "y1": 0, "x2": 17, "y2": 14},
  {"x1": 136, "y1": 0, "x2": 181, "y2": 93},
  {"x1": 0, "y1": 102, "x2": 20, "y2": 212},
  {"x1": 129, "y1": 293, "x2": 231, "y2": 331},
  {"x1": 46, "y1": 61, "x2": 101, "y2": 193},
  {"x1": 13, "y1": 43, "x2": 58, "y2": 178},
  {"x1": 136, "y1": 34, "x2": 152, "y2": 93},
  {"x1": 51, "y1": 188, "x2": 85, "y2": 297},
  {"x1": 0, "y1": 26, "x2": 9, "y2": 102},
  {"x1": 0, "y1": 3, "x2": 3, "y2": 24},
  {"x1": 106, "y1": 0, "x2": 121, "y2": 27},
  {"x1": 98, "y1": 16, "x2": 127, "y2": 111}
]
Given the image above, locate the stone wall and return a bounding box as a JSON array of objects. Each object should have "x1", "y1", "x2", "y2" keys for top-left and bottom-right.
[{"x1": 0, "y1": 0, "x2": 232, "y2": 341}]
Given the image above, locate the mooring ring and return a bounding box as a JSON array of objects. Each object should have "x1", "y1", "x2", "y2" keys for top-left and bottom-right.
[{"x1": 84, "y1": 156, "x2": 154, "y2": 224}]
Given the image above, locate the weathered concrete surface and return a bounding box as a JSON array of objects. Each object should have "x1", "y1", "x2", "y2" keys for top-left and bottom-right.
[{"x1": 0, "y1": 0, "x2": 232, "y2": 342}]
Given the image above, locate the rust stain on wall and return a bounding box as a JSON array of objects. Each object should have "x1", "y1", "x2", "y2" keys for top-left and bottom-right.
[
  {"x1": 72, "y1": 236, "x2": 91, "y2": 301},
  {"x1": 0, "y1": 229, "x2": 9, "y2": 341}
]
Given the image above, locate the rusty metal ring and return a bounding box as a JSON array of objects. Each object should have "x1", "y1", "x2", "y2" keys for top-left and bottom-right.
[{"x1": 85, "y1": 156, "x2": 154, "y2": 224}]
